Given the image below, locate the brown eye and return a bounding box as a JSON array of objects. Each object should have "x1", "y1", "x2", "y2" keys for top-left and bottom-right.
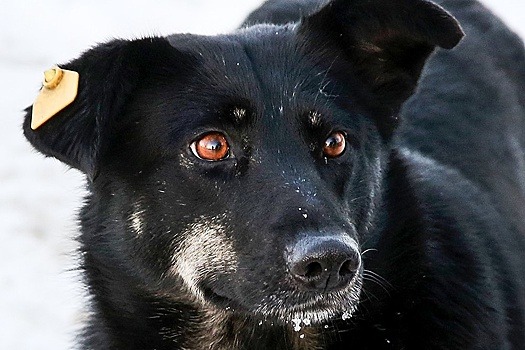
[
  {"x1": 323, "y1": 131, "x2": 346, "y2": 158},
  {"x1": 191, "y1": 132, "x2": 230, "y2": 161}
]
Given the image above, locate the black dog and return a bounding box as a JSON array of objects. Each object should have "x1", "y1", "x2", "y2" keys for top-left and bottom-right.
[{"x1": 23, "y1": 0, "x2": 525, "y2": 348}]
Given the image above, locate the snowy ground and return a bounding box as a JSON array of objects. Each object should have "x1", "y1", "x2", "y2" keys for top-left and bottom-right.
[{"x1": 1, "y1": 1, "x2": 523, "y2": 349}]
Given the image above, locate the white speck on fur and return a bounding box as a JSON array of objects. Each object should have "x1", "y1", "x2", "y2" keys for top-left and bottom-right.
[
  {"x1": 129, "y1": 201, "x2": 145, "y2": 236},
  {"x1": 342, "y1": 311, "x2": 352, "y2": 320},
  {"x1": 292, "y1": 318, "x2": 302, "y2": 332}
]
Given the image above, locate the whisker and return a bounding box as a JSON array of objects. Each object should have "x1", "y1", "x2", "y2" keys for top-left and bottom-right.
[
  {"x1": 363, "y1": 277, "x2": 391, "y2": 296},
  {"x1": 360, "y1": 248, "x2": 377, "y2": 256},
  {"x1": 349, "y1": 195, "x2": 368, "y2": 203},
  {"x1": 363, "y1": 270, "x2": 392, "y2": 296},
  {"x1": 364, "y1": 269, "x2": 392, "y2": 288}
]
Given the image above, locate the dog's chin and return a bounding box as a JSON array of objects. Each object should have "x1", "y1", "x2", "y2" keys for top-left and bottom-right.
[
  {"x1": 254, "y1": 300, "x2": 360, "y2": 326},
  {"x1": 253, "y1": 288, "x2": 362, "y2": 325},
  {"x1": 200, "y1": 279, "x2": 363, "y2": 325}
]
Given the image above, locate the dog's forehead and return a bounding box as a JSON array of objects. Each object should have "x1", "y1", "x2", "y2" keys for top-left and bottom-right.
[
  {"x1": 168, "y1": 25, "x2": 301, "y2": 69},
  {"x1": 166, "y1": 26, "x2": 329, "y2": 111}
]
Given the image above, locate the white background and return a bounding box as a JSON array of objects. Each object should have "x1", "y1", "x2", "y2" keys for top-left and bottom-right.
[{"x1": 0, "y1": 1, "x2": 523, "y2": 348}]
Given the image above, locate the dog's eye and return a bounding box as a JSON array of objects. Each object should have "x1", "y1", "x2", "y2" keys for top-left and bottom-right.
[
  {"x1": 191, "y1": 132, "x2": 230, "y2": 161},
  {"x1": 323, "y1": 131, "x2": 346, "y2": 158}
]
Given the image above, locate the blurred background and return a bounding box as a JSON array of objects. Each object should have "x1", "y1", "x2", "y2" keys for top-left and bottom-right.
[{"x1": 0, "y1": 0, "x2": 523, "y2": 348}]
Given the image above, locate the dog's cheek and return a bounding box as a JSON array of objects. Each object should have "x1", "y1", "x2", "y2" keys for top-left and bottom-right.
[
  {"x1": 121, "y1": 198, "x2": 177, "y2": 282},
  {"x1": 168, "y1": 214, "x2": 238, "y2": 301}
]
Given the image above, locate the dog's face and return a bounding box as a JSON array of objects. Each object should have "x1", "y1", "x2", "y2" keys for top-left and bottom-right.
[
  {"x1": 101, "y1": 29, "x2": 385, "y2": 323},
  {"x1": 24, "y1": 0, "x2": 462, "y2": 325}
]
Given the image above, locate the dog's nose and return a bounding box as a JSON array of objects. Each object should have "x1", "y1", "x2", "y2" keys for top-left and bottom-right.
[{"x1": 287, "y1": 235, "x2": 360, "y2": 292}]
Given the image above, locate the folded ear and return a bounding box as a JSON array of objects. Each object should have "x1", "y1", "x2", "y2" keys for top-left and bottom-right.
[
  {"x1": 298, "y1": 0, "x2": 464, "y2": 134},
  {"x1": 23, "y1": 37, "x2": 182, "y2": 180}
]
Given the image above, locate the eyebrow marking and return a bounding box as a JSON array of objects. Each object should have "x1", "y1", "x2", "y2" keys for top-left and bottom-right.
[
  {"x1": 308, "y1": 110, "x2": 322, "y2": 127},
  {"x1": 232, "y1": 107, "x2": 247, "y2": 122}
]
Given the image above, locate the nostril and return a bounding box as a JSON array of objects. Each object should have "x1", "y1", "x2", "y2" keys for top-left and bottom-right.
[
  {"x1": 304, "y1": 261, "x2": 323, "y2": 278},
  {"x1": 339, "y1": 258, "x2": 359, "y2": 277}
]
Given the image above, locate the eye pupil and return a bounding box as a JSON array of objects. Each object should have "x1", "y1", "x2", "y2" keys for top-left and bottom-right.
[
  {"x1": 193, "y1": 133, "x2": 230, "y2": 161},
  {"x1": 323, "y1": 131, "x2": 346, "y2": 158},
  {"x1": 206, "y1": 139, "x2": 222, "y2": 151}
]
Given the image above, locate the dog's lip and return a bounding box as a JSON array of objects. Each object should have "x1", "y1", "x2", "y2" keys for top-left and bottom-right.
[
  {"x1": 200, "y1": 284, "x2": 328, "y2": 315},
  {"x1": 202, "y1": 285, "x2": 238, "y2": 308}
]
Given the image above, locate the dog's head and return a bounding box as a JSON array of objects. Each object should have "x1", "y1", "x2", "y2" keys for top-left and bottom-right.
[{"x1": 24, "y1": 0, "x2": 462, "y2": 325}]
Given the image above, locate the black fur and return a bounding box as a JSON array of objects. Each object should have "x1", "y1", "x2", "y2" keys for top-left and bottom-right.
[{"x1": 23, "y1": 0, "x2": 525, "y2": 349}]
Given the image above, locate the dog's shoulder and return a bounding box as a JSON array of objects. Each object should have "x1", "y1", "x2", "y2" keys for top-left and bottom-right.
[{"x1": 398, "y1": 0, "x2": 525, "y2": 230}]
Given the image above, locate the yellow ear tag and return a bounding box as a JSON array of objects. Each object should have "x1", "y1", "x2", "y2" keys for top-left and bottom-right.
[{"x1": 31, "y1": 66, "x2": 79, "y2": 130}]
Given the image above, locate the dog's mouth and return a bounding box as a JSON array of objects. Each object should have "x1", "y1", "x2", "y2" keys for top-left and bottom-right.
[
  {"x1": 199, "y1": 272, "x2": 363, "y2": 325},
  {"x1": 202, "y1": 285, "x2": 234, "y2": 306}
]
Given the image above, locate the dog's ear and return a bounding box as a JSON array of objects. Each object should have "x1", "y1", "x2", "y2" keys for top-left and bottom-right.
[
  {"x1": 23, "y1": 37, "x2": 183, "y2": 180},
  {"x1": 298, "y1": 0, "x2": 463, "y2": 134}
]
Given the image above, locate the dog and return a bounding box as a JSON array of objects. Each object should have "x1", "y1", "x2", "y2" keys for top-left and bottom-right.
[{"x1": 23, "y1": 0, "x2": 525, "y2": 348}]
